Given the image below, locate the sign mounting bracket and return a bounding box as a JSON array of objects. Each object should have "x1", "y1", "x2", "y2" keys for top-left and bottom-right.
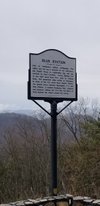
[{"x1": 32, "y1": 100, "x2": 51, "y2": 116}]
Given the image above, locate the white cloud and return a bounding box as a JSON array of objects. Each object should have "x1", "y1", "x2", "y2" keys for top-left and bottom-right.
[
  {"x1": 0, "y1": 103, "x2": 19, "y2": 112},
  {"x1": 0, "y1": 0, "x2": 100, "y2": 111}
]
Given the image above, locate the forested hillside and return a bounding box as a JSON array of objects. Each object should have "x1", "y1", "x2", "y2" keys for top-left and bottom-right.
[{"x1": 0, "y1": 99, "x2": 100, "y2": 203}]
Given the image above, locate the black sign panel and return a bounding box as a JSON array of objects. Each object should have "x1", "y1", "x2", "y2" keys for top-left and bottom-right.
[{"x1": 28, "y1": 49, "x2": 77, "y2": 102}]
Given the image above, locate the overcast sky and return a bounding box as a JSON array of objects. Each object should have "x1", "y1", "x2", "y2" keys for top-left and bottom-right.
[{"x1": 0, "y1": 0, "x2": 100, "y2": 112}]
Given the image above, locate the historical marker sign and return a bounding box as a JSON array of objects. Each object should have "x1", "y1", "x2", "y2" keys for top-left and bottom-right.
[
  {"x1": 28, "y1": 49, "x2": 77, "y2": 102},
  {"x1": 28, "y1": 49, "x2": 78, "y2": 195}
]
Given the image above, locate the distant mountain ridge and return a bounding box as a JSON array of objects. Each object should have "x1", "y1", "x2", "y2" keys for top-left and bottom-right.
[
  {"x1": 0, "y1": 112, "x2": 75, "y2": 144},
  {"x1": 0, "y1": 112, "x2": 38, "y2": 134}
]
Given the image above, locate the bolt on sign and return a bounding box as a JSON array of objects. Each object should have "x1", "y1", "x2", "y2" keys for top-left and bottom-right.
[{"x1": 28, "y1": 49, "x2": 77, "y2": 102}]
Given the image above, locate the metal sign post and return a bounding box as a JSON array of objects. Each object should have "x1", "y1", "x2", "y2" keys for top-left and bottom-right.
[
  {"x1": 28, "y1": 49, "x2": 78, "y2": 196},
  {"x1": 51, "y1": 101, "x2": 57, "y2": 195}
]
